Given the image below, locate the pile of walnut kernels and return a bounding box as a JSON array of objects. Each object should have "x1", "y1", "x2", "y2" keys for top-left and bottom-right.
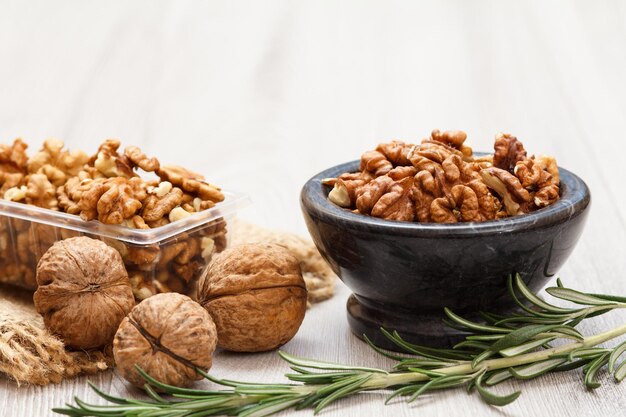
[
  {"x1": 0, "y1": 138, "x2": 226, "y2": 297},
  {"x1": 324, "y1": 130, "x2": 560, "y2": 223}
]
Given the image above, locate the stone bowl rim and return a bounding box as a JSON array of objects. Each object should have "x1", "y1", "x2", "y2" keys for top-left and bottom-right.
[{"x1": 301, "y1": 159, "x2": 591, "y2": 238}]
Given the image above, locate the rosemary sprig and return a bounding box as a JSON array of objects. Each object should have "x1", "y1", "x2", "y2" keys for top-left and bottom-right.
[{"x1": 54, "y1": 274, "x2": 626, "y2": 417}]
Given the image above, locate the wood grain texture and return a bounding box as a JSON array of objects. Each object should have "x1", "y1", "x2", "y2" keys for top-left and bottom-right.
[{"x1": 0, "y1": 1, "x2": 625, "y2": 416}]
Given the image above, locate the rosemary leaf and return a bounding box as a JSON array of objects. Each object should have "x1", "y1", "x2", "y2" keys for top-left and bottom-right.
[
  {"x1": 471, "y1": 350, "x2": 494, "y2": 368},
  {"x1": 499, "y1": 337, "x2": 557, "y2": 357},
  {"x1": 278, "y1": 351, "x2": 387, "y2": 374},
  {"x1": 315, "y1": 375, "x2": 364, "y2": 397},
  {"x1": 393, "y1": 358, "x2": 456, "y2": 370},
  {"x1": 143, "y1": 384, "x2": 169, "y2": 405},
  {"x1": 50, "y1": 409, "x2": 80, "y2": 417},
  {"x1": 608, "y1": 340, "x2": 626, "y2": 373},
  {"x1": 294, "y1": 394, "x2": 319, "y2": 411},
  {"x1": 137, "y1": 409, "x2": 181, "y2": 417},
  {"x1": 584, "y1": 353, "x2": 610, "y2": 389},
  {"x1": 495, "y1": 315, "x2": 572, "y2": 325},
  {"x1": 289, "y1": 366, "x2": 314, "y2": 374},
  {"x1": 74, "y1": 396, "x2": 154, "y2": 414},
  {"x1": 507, "y1": 276, "x2": 571, "y2": 319},
  {"x1": 442, "y1": 318, "x2": 473, "y2": 332},
  {"x1": 314, "y1": 374, "x2": 372, "y2": 413},
  {"x1": 491, "y1": 325, "x2": 565, "y2": 353},
  {"x1": 444, "y1": 308, "x2": 511, "y2": 334},
  {"x1": 137, "y1": 366, "x2": 223, "y2": 395},
  {"x1": 484, "y1": 370, "x2": 513, "y2": 386},
  {"x1": 240, "y1": 396, "x2": 303, "y2": 417},
  {"x1": 453, "y1": 340, "x2": 491, "y2": 351},
  {"x1": 466, "y1": 378, "x2": 476, "y2": 393},
  {"x1": 565, "y1": 312, "x2": 589, "y2": 328},
  {"x1": 87, "y1": 381, "x2": 136, "y2": 405},
  {"x1": 509, "y1": 358, "x2": 566, "y2": 380},
  {"x1": 475, "y1": 372, "x2": 521, "y2": 406},
  {"x1": 567, "y1": 348, "x2": 611, "y2": 362},
  {"x1": 588, "y1": 293, "x2": 626, "y2": 303},
  {"x1": 385, "y1": 385, "x2": 420, "y2": 404},
  {"x1": 513, "y1": 274, "x2": 576, "y2": 314},
  {"x1": 549, "y1": 326, "x2": 584, "y2": 341},
  {"x1": 479, "y1": 311, "x2": 508, "y2": 325},
  {"x1": 545, "y1": 287, "x2": 622, "y2": 307},
  {"x1": 552, "y1": 359, "x2": 590, "y2": 372},
  {"x1": 582, "y1": 307, "x2": 618, "y2": 319},
  {"x1": 615, "y1": 360, "x2": 626, "y2": 382},
  {"x1": 466, "y1": 335, "x2": 504, "y2": 341},
  {"x1": 235, "y1": 386, "x2": 299, "y2": 396},
  {"x1": 362, "y1": 334, "x2": 409, "y2": 361},
  {"x1": 285, "y1": 371, "x2": 355, "y2": 384},
  {"x1": 407, "y1": 375, "x2": 469, "y2": 403},
  {"x1": 381, "y1": 329, "x2": 473, "y2": 361}
]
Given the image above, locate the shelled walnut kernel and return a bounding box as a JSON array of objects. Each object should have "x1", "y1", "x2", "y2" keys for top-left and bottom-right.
[
  {"x1": 324, "y1": 130, "x2": 560, "y2": 223},
  {"x1": 0, "y1": 137, "x2": 228, "y2": 297}
]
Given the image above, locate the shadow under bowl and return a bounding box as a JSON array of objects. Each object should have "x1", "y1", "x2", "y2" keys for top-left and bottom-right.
[{"x1": 300, "y1": 160, "x2": 591, "y2": 350}]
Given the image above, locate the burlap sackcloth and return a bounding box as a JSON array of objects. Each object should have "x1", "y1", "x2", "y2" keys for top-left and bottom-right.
[{"x1": 0, "y1": 220, "x2": 336, "y2": 386}]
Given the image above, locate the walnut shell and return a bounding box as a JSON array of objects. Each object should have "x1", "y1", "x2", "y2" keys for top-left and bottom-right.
[
  {"x1": 33, "y1": 237, "x2": 135, "y2": 349},
  {"x1": 113, "y1": 293, "x2": 217, "y2": 388},
  {"x1": 198, "y1": 243, "x2": 307, "y2": 352}
]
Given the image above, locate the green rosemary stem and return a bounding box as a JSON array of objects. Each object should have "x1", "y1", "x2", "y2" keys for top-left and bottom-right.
[
  {"x1": 363, "y1": 322, "x2": 626, "y2": 389},
  {"x1": 54, "y1": 278, "x2": 626, "y2": 416},
  {"x1": 582, "y1": 321, "x2": 626, "y2": 346}
]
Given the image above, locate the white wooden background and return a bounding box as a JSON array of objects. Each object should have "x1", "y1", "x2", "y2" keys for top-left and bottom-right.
[{"x1": 1, "y1": 1, "x2": 625, "y2": 416}]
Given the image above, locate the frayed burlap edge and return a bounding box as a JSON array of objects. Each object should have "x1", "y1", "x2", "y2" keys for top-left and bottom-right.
[
  {"x1": 0, "y1": 220, "x2": 335, "y2": 386},
  {"x1": 0, "y1": 287, "x2": 113, "y2": 386}
]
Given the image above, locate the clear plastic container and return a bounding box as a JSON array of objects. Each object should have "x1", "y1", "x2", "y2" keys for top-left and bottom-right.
[{"x1": 0, "y1": 192, "x2": 249, "y2": 299}]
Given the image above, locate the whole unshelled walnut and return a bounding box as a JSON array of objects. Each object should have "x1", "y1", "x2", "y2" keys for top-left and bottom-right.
[
  {"x1": 113, "y1": 293, "x2": 218, "y2": 388},
  {"x1": 198, "y1": 243, "x2": 307, "y2": 352},
  {"x1": 33, "y1": 237, "x2": 135, "y2": 349}
]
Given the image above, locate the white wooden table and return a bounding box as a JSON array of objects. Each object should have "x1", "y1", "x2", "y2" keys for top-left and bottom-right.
[{"x1": 1, "y1": 1, "x2": 625, "y2": 416}]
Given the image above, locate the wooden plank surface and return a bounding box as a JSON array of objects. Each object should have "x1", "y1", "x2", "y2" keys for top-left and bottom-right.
[{"x1": 0, "y1": 1, "x2": 625, "y2": 416}]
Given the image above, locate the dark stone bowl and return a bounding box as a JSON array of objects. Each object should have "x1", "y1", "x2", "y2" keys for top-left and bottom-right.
[{"x1": 300, "y1": 160, "x2": 591, "y2": 350}]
